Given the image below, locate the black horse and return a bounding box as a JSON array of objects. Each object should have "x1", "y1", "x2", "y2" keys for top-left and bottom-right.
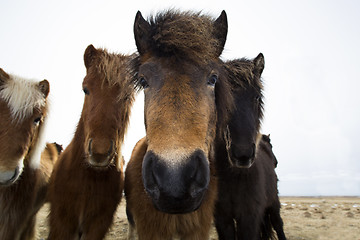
[{"x1": 214, "y1": 53, "x2": 286, "y2": 240}]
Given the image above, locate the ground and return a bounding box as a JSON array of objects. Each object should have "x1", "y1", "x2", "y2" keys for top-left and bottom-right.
[{"x1": 37, "y1": 197, "x2": 360, "y2": 240}]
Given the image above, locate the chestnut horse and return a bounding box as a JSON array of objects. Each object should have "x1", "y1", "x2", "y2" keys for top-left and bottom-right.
[
  {"x1": 48, "y1": 45, "x2": 136, "y2": 240},
  {"x1": 125, "y1": 10, "x2": 233, "y2": 239},
  {"x1": 214, "y1": 54, "x2": 286, "y2": 239},
  {"x1": 0, "y1": 68, "x2": 51, "y2": 240}
]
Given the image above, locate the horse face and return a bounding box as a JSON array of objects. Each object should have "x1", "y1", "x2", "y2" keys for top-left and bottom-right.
[
  {"x1": 81, "y1": 45, "x2": 132, "y2": 169},
  {"x1": 226, "y1": 54, "x2": 264, "y2": 168},
  {"x1": 139, "y1": 59, "x2": 218, "y2": 213},
  {"x1": 226, "y1": 87, "x2": 259, "y2": 168},
  {"x1": 0, "y1": 68, "x2": 49, "y2": 186},
  {"x1": 134, "y1": 11, "x2": 228, "y2": 214}
]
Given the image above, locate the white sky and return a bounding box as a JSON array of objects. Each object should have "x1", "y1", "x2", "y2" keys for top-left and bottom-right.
[{"x1": 1, "y1": 0, "x2": 359, "y2": 196}]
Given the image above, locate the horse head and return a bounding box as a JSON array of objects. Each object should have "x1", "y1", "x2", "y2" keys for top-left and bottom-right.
[
  {"x1": 134, "y1": 10, "x2": 232, "y2": 213},
  {"x1": 0, "y1": 68, "x2": 49, "y2": 186},
  {"x1": 223, "y1": 53, "x2": 265, "y2": 168},
  {"x1": 81, "y1": 45, "x2": 135, "y2": 169}
]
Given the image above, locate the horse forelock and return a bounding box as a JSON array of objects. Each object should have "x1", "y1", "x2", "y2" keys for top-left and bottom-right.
[
  {"x1": 225, "y1": 58, "x2": 265, "y2": 122},
  {"x1": 0, "y1": 74, "x2": 47, "y2": 123},
  {"x1": 94, "y1": 49, "x2": 137, "y2": 102},
  {"x1": 225, "y1": 59, "x2": 256, "y2": 88},
  {"x1": 147, "y1": 10, "x2": 223, "y2": 63}
]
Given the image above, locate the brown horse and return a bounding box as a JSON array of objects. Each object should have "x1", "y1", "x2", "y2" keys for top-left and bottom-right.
[
  {"x1": 125, "y1": 10, "x2": 233, "y2": 239},
  {"x1": 0, "y1": 68, "x2": 50, "y2": 240},
  {"x1": 214, "y1": 55, "x2": 286, "y2": 240},
  {"x1": 47, "y1": 45, "x2": 136, "y2": 240}
]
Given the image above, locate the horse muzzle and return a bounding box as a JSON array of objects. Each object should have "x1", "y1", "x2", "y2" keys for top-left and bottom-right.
[
  {"x1": 229, "y1": 143, "x2": 256, "y2": 168},
  {"x1": 0, "y1": 166, "x2": 20, "y2": 186},
  {"x1": 142, "y1": 150, "x2": 210, "y2": 214},
  {"x1": 87, "y1": 139, "x2": 116, "y2": 169}
]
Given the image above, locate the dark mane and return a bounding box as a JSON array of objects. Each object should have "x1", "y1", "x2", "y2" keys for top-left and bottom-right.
[
  {"x1": 224, "y1": 58, "x2": 265, "y2": 123},
  {"x1": 216, "y1": 66, "x2": 235, "y2": 136},
  {"x1": 145, "y1": 9, "x2": 223, "y2": 63}
]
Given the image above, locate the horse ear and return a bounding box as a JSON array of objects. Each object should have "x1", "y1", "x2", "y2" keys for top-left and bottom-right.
[
  {"x1": 84, "y1": 44, "x2": 99, "y2": 69},
  {"x1": 54, "y1": 142, "x2": 63, "y2": 155},
  {"x1": 134, "y1": 11, "x2": 151, "y2": 55},
  {"x1": 38, "y1": 79, "x2": 50, "y2": 98},
  {"x1": 213, "y1": 10, "x2": 228, "y2": 57},
  {"x1": 0, "y1": 68, "x2": 10, "y2": 86},
  {"x1": 253, "y1": 53, "x2": 265, "y2": 76}
]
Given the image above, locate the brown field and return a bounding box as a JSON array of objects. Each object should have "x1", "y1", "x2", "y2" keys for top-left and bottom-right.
[{"x1": 37, "y1": 197, "x2": 360, "y2": 240}]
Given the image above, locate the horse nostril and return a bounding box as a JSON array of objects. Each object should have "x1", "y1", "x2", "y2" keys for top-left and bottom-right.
[
  {"x1": 250, "y1": 143, "x2": 256, "y2": 159},
  {"x1": 186, "y1": 150, "x2": 210, "y2": 198},
  {"x1": 88, "y1": 139, "x2": 93, "y2": 156},
  {"x1": 142, "y1": 151, "x2": 161, "y2": 199},
  {"x1": 107, "y1": 140, "x2": 114, "y2": 157},
  {"x1": 10, "y1": 166, "x2": 19, "y2": 182},
  {"x1": 0, "y1": 166, "x2": 20, "y2": 185}
]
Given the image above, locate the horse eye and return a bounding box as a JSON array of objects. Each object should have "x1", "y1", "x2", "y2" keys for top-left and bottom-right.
[
  {"x1": 139, "y1": 77, "x2": 149, "y2": 89},
  {"x1": 83, "y1": 87, "x2": 90, "y2": 95},
  {"x1": 208, "y1": 74, "x2": 217, "y2": 86},
  {"x1": 34, "y1": 117, "x2": 42, "y2": 125}
]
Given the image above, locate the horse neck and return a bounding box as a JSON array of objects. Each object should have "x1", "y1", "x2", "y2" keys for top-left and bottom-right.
[
  {"x1": 65, "y1": 116, "x2": 86, "y2": 162},
  {"x1": 258, "y1": 139, "x2": 277, "y2": 168}
]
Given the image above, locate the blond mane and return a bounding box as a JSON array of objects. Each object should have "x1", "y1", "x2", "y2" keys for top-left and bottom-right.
[{"x1": 0, "y1": 74, "x2": 47, "y2": 122}]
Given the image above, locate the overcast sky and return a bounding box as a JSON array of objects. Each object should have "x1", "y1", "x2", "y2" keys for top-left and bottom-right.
[{"x1": 1, "y1": 0, "x2": 359, "y2": 196}]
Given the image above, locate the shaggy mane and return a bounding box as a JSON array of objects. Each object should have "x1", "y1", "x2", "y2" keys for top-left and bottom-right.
[
  {"x1": 146, "y1": 10, "x2": 222, "y2": 63},
  {"x1": 95, "y1": 49, "x2": 138, "y2": 101},
  {"x1": 224, "y1": 58, "x2": 264, "y2": 122},
  {"x1": 0, "y1": 74, "x2": 47, "y2": 122}
]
